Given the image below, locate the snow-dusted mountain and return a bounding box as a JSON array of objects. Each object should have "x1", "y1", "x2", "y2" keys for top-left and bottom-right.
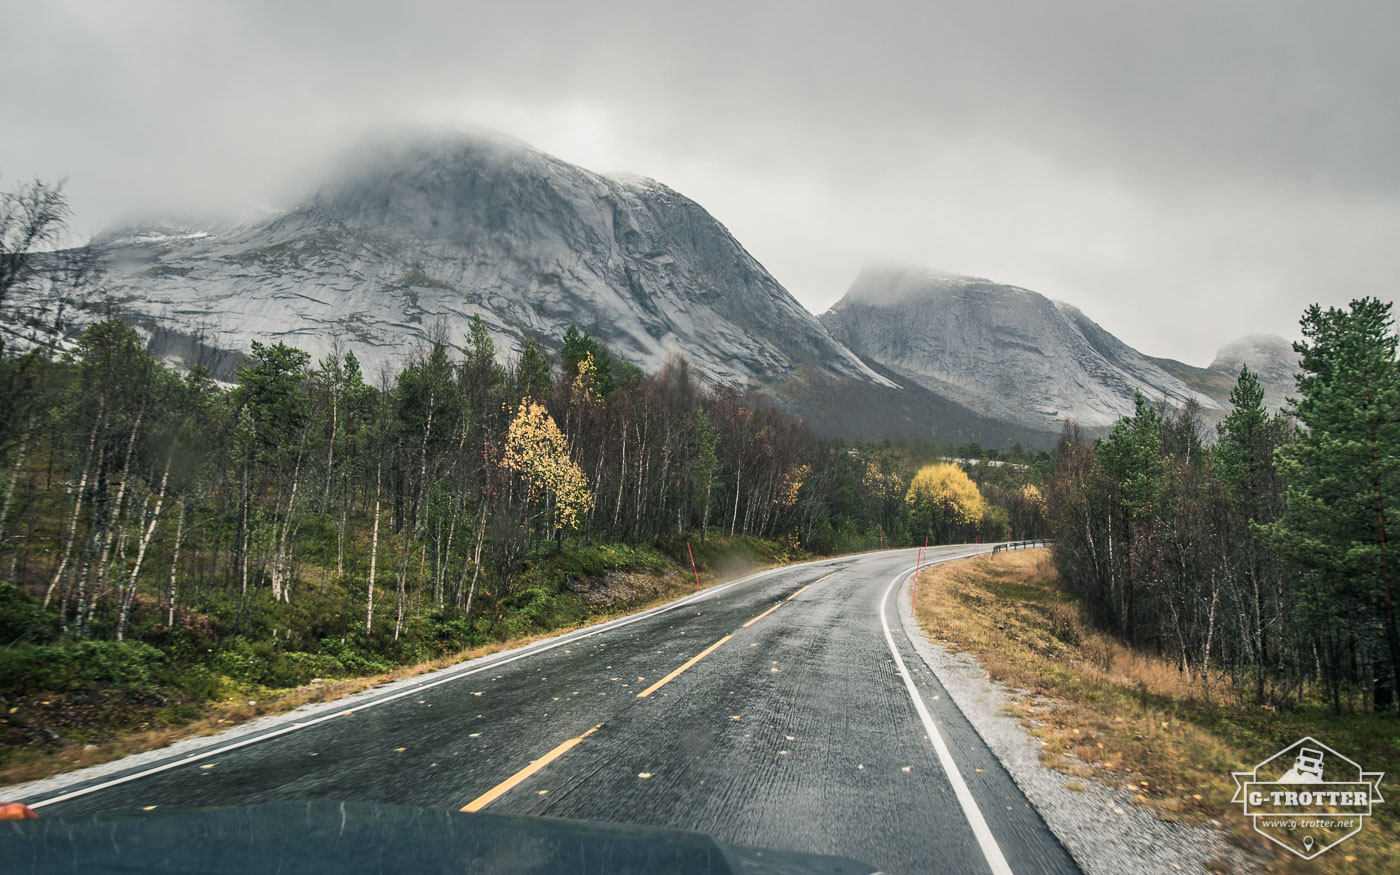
[
  {"x1": 1145, "y1": 334, "x2": 1299, "y2": 416},
  {"x1": 10, "y1": 132, "x2": 1301, "y2": 446},
  {"x1": 820, "y1": 265, "x2": 1297, "y2": 432},
  {"x1": 1207, "y1": 334, "x2": 1299, "y2": 408},
  {"x1": 76, "y1": 130, "x2": 891, "y2": 389}
]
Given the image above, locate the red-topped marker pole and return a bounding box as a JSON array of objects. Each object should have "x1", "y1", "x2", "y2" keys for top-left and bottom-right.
[
  {"x1": 686, "y1": 540, "x2": 701, "y2": 589},
  {"x1": 914, "y1": 541, "x2": 924, "y2": 600}
]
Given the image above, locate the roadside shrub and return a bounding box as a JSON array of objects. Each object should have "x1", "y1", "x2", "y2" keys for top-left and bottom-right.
[
  {"x1": 0, "y1": 640, "x2": 167, "y2": 694},
  {"x1": 427, "y1": 614, "x2": 483, "y2": 653},
  {"x1": 0, "y1": 582, "x2": 56, "y2": 645},
  {"x1": 281, "y1": 651, "x2": 347, "y2": 681},
  {"x1": 212, "y1": 637, "x2": 323, "y2": 688},
  {"x1": 317, "y1": 638, "x2": 393, "y2": 675}
]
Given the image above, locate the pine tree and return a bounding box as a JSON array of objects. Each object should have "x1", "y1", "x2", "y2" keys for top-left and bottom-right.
[
  {"x1": 1093, "y1": 392, "x2": 1166, "y2": 641},
  {"x1": 559, "y1": 324, "x2": 614, "y2": 398},
  {"x1": 1215, "y1": 365, "x2": 1294, "y2": 699},
  {"x1": 515, "y1": 340, "x2": 552, "y2": 400},
  {"x1": 1265, "y1": 298, "x2": 1400, "y2": 712}
]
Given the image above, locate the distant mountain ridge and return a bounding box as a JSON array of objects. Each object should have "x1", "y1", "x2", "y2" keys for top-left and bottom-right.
[{"x1": 820, "y1": 265, "x2": 1297, "y2": 432}]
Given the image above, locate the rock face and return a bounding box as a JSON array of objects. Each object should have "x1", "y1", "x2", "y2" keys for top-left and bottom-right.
[
  {"x1": 79, "y1": 130, "x2": 890, "y2": 389},
  {"x1": 1207, "y1": 334, "x2": 1299, "y2": 409},
  {"x1": 821, "y1": 265, "x2": 1296, "y2": 432}
]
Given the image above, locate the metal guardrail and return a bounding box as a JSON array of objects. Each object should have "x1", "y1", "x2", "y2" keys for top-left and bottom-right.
[{"x1": 991, "y1": 539, "x2": 1051, "y2": 554}]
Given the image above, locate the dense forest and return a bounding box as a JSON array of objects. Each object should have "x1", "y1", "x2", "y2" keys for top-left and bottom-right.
[
  {"x1": 0, "y1": 311, "x2": 1044, "y2": 703},
  {"x1": 1046, "y1": 297, "x2": 1400, "y2": 716}
]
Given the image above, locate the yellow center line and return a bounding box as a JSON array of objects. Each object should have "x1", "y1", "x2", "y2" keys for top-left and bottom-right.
[
  {"x1": 635, "y1": 634, "x2": 733, "y2": 698},
  {"x1": 789, "y1": 567, "x2": 842, "y2": 600},
  {"x1": 742, "y1": 602, "x2": 782, "y2": 627},
  {"x1": 461, "y1": 723, "x2": 603, "y2": 812},
  {"x1": 464, "y1": 566, "x2": 848, "y2": 811}
]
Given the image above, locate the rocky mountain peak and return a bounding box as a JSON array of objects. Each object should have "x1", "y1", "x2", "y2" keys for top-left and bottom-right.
[
  {"x1": 1205, "y1": 333, "x2": 1298, "y2": 409},
  {"x1": 1209, "y1": 333, "x2": 1296, "y2": 376},
  {"x1": 54, "y1": 130, "x2": 889, "y2": 392},
  {"x1": 822, "y1": 263, "x2": 1224, "y2": 431}
]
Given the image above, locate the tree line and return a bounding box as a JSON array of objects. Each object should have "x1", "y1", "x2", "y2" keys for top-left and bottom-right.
[
  {"x1": 0, "y1": 314, "x2": 1047, "y2": 651},
  {"x1": 1046, "y1": 298, "x2": 1400, "y2": 715}
]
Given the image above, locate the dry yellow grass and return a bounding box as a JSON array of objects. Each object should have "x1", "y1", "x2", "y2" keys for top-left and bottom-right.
[{"x1": 913, "y1": 549, "x2": 1398, "y2": 874}]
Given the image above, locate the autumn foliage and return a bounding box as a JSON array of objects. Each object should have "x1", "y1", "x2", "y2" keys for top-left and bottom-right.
[
  {"x1": 503, "y1": 399, "x2": 593, "y2": 533},
  {"x1": 904, "y1": 463, "x2": 987, "y2": 542}
]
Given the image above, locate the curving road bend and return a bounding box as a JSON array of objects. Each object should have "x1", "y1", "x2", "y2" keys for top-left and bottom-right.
[{"x1": 10, "y1": 545, "x2": 1079, "y2": 874}]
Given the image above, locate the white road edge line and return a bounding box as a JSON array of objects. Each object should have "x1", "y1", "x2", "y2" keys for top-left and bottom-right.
[
  {"x1": 880, "y1": 549, "x2": 1014, "y2": 875},
  {"x1": 21, "y1": 547, "x2": 909, "y2": 809}
]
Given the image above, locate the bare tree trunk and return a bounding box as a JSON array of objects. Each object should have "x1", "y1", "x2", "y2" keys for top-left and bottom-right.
[
  {"x1": 438, "y1": 513, "x2": 456, "y2": 611},
  {"x1": 116, "y1": 451, "x2": 172, "y2": 641},
  {"x1": 589, "y1": 450, "x2": 605, "y2": 525},
  {"x1": 46, "y1": 405, "x2": 104, "y2": 608},
  {"x1": 165, "y1": 501, "x2": 186, "y2": 628},
  {"x1": 636, "y1": 452, "x2": 649, "y2": 539},
  {"x1": 270, "y1": 433, "x2": 308, "y2": 602},
  {"x1": 1202, "y1": 584, "x2": 1220, "y2": 687},
  {"x1": 657, "y1": 445, "x2": 671, "y2": 537},
  {"x1": 82, "y1": 406, "x2": 143, "y2": 636},
  {"x1": 337, "y1": 503, "x2": 347, "y2": 577},
  {"x1": 414, "y1": 395, "x2": 435, "y2": 531},
  {"x1": 0, "y1": 432, "x2": 28, "y2": 547},
  {"x1": 613, "y1": 425, "x2": 627, "y2": 530},
  {"x1": 366, "y1": 458, "x2": 382, "y2": 637},
  {"x1": 394, "y1": 542, "x2": 410, "y2": 641},
  {"x1": 239, "y1": 455, "x2": 250, "y2": 596},
  {"x1": 464, "y1": 501, "x2": 487, "y2": 618},
  {"x1": 701, "y1": 477, "x2": 712, "y2": 545},
  {"x1": 46, "y1": 457, "x2": 93, "y2": 609},
  {"x1": 322, "y1": 380, "x2": 339, "y2": 508},
  {"x1": 728, "y1": 447, "x2": 743, "y2": 538}
]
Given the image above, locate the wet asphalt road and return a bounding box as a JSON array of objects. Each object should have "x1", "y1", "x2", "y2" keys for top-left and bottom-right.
[{"x1": 15, "y1": 545, "x2": 1079, "y2": 874}]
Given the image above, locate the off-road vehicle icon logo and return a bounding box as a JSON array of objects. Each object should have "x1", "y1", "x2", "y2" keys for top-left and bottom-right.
[{"x1": 1231, "y1": 737, "x2": 1384, "y2": 859}]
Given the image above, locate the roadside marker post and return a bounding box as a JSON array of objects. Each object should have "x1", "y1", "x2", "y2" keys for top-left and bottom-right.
[
  {"x1": 686, "y1": 540, "x2": 701, "y2": 588},
  {"x1": 914, "y1": 537, "x2": 928, "y2": 597}
]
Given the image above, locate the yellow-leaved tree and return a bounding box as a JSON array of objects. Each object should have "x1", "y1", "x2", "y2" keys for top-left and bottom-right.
[
  {"x1": 1003, "y1": 482, "x2": 1046, "y2": 540},
  {"x1": 904, "y1": 462, "x2": 985, "y2": 543},
  {"x1": 503, "y1": 400, "x2": 594, "y2": 534},
  {"x1": 775, "y1": 463, "x2": 811, "y2": 508},
  {"x1": 570, "y1": 351, "x2": 600, "y2": 405}
]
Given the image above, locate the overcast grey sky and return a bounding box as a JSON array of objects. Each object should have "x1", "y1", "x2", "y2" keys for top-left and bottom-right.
[{"x1": 3, "y1": 0, "x2": 1396, "y2": 365}]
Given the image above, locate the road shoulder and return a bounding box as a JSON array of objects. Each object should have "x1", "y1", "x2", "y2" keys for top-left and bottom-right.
[{"x1": 897, "y1": 558, "x2": 1253, "y2": 875}]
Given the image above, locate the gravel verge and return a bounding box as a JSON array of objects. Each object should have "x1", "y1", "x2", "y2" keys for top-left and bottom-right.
[{"x1": 898, "y1": 578, "x2": 1260, "y2": 874}]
